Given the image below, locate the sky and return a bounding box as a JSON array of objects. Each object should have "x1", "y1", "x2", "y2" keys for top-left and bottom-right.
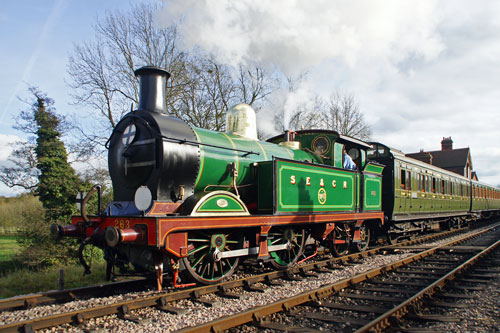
[{"x1": 1, "y1": 0, "x2": 500, "y2": 197}]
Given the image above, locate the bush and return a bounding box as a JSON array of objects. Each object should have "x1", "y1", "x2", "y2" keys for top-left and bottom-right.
[
  {"x1": 0, "y1": 194, "x2": 42, "y2": 231},
  {"x1": 16, "y1": 205, "x2": 80, "y2": 270}
]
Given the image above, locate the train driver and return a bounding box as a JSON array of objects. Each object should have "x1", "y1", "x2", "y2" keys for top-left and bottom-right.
[{"x1": 343, "y1": 147, "x2": 357, "y2": 170}]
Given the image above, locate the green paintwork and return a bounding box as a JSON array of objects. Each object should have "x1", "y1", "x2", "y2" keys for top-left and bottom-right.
[
  {"x1": 197, "y1": 194, "x2": 246, "y2": 213},
  {"x1": 257, "y1": 161, "x2": 274, "y2": 211},
  {"x1": 192, "y1": 128, "x2": 321, "y2": 193},
  {"x1": 364, "y1": 175, "x2": 382, "y2": 210},
  {"x1": 364, "y1": 163, "x2": 384, "y2": 175},
  {"x1": 471, "y1": 182, "x2": 500, "y2": 211},
  {"x1": 392, "y1": 157, "x2": 471, "y2": 216},
  {"x1": 268, "y1": 132, "x2": 340, "y2": 167},
  {"x1": 334, "y1": 142, "x2": 343, "y2": 168},
  {"x1": 356, "y1": 174, "x2": 360, "y2": 210},
  {"x1": 275, "y1": 159, "x2": 355, "y2": 213}
]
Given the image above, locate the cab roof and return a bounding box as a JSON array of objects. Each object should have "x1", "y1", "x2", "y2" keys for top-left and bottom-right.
[{"x1": 268, "y1": 129, "x2": 372, "y2": 149}]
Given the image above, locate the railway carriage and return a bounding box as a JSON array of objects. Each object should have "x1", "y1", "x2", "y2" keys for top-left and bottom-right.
[
  {"x1": 368, "y1": 142, "x2": 500, "y2": 242},
  {"x1": 471, "y1": 179, "x2": 500, "y2": 214}
]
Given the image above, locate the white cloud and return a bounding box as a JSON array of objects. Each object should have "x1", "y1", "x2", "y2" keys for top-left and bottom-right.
[{"x1": 157, "y1": 0, "x2": 444, "y2": 75}]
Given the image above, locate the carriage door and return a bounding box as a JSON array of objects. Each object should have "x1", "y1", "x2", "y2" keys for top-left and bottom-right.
[{"x1": 398, "y1": 167, "x2": 408, "y2": 212}]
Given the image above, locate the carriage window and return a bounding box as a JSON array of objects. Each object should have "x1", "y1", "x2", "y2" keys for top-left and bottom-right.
[
  {"x1": 400, "y1": 170, "x2": 406, "y2": 189},
  {"x1": 432, "y1": 178, "x2": 436, "y2": 193},
  {"x1": 406, "y1": 171, "x2": 411, "y2": 190},
  {"x1": 441, "y1": 180, "x2": 445, "y2": 194}
]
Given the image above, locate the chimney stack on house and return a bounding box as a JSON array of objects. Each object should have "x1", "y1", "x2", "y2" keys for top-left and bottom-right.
[{"x1": 441, "y1": 137, "x2": 453, "y2": 151}]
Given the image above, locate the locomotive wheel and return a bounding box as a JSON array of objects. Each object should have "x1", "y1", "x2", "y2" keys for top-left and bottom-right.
[
  {"x1": 353, "y1": 224, "x2": 370, "y2": 252},
  {"x1": 181, "y1": 231, "x2": 241, "y2": 284},
  {"x1": 330, "y1": 225, "x2": 350, "y2": 257},
  {"x1": 268, "y1": 227, "x2": 305, "y2": 269}
]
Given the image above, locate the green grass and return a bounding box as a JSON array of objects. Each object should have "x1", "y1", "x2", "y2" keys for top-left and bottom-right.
[
  {"x1": 0, "y1": 263, "x2": 109, "y2": 299},
  {"x1": 0, "y1": 235, "x2": 22, "y2": 274},
  {"x1": 0, "y1": 236, "x2": 111, "y2": 299},
  {"x1": 0, "y1": 235, "x2": 21, "y2": 262}
]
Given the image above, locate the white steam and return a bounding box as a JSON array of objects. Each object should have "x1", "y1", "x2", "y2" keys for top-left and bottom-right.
[
  {"x1": 157, "y1": 0, "x2": 443, "y2": 74},
  {"x1": 156, "y1": 0, "x2": 445, "y2": 133}
]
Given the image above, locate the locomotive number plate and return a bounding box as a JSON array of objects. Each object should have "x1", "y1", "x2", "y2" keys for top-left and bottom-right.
[{"x1": 114, "y1": 219, "x2": 130, "y2": 229}]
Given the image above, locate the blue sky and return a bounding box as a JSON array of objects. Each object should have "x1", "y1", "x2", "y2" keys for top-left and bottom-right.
[
  {"x1": 1, "y1": 0, "x2": 500, "y2": 197},
  {"x1": 0, "y1": 0, "x2": 142, "y2": 133},
  {"x1": 0, "y1": 1, "x2": 154, "y2": 196}
]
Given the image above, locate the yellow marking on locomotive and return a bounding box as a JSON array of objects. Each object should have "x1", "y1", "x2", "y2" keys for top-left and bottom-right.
[
  {"x1": 114, "y1": 219, "x2": 130, "y2": 229},
  {"x1": 255, "y1": 141, "x2": 268, "y2": 160},
  {"x1": 193, "y1": 129, "x2": 204, "y2": 188}
]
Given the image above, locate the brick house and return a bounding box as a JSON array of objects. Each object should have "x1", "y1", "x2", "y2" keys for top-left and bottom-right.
[{"x1": 406, "y1": 137, "x2": 477, "y2": 180}]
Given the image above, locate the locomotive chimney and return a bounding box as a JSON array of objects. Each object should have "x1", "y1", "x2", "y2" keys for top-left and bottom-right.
[{"x1": 134, "y1": 66, "x2": 171, "y2": 113}]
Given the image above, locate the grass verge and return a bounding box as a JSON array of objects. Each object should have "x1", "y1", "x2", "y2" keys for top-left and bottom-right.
[
  {"x1": 0, "y1": 263, "x2": 109, "y2": 299},
  {"x1": 0, "y1": 235, "x2": 21, "y2": 262},
  {"x1": 0, "y1": 235, "x2": 112, "y2": 299}
]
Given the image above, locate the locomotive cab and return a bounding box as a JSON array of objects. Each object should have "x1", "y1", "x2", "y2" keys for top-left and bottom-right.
[{"x1": 267, "y1": 129, "x2": 371, "y2": 171}]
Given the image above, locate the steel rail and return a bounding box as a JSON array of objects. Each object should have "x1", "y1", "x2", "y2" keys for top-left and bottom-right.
[
  {"x1": 176, "y1": 222, "x2": 499, "y2": 332},
  {"x1": 0, "y1": 223, "x2": 491, "y2": 332},
  {"x1": 0, "y1": 278, "x2": 148, "y2": 312},
  {"x1": 356, "y1": 238, "x2": 500, "y2": 332}
]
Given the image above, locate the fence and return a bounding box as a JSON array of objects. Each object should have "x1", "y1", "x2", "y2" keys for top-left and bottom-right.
[{"x1": 0, "y1": 226, "x2": 21, "y2": 236}]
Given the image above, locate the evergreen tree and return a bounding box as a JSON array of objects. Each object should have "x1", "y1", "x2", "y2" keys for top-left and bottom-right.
[
  {"x1": 1, "y1": 88, "x2": 82, "y2": 268},
  {"x1": 33, "y1": 95, "x2": 80, "y2": 222}
]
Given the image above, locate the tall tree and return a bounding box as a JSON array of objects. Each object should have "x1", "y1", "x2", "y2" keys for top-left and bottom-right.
[
  {"x1": 33, "y1": 92, "x2": 80, "y2": 222},
  {"x1": 0, "y1": 88, "x2": 82, "y2": 268},
  {"x1": 68, "y1": 3, "x2": 277, "y2": 149},
  {"x1": 0, "y1": 87, "x2": 80, "y2": 222},
  {"x1": 322, "y1": 92, "x2": 371, "y2": 140},
  {"x1": 67, "y1": 2, "x2": 186, "y2": 152},
  {"x1": 0, "y1": 141, "x2": 38, "y2": 191},
  {"x1": 273, "y1": 89, "x2": 372, "y2": 140}
]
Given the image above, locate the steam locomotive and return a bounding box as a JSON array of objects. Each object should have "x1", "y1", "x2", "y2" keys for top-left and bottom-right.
[{"x1": 52, "y1": 66, "x2": 500, "y2": 290}]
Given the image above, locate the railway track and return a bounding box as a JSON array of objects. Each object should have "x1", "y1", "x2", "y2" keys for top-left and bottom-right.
[
  {"x1": 183, "y1": 222, "x2": 500, "y2": 332},
  {"x1": 0, "y1": 278, "x2": 151, "y2": 312},
  {"x1": 0, "y1": 223, "x2": 479, "y2": 314},
  {"x1": 0, "y1": 221, "x2": 497, "y2": 332}
]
